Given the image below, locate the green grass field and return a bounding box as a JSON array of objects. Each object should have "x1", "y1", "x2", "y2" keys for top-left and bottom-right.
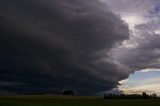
[{"x1": 0, "y1": 95, "x2": 160, "y2": 106}]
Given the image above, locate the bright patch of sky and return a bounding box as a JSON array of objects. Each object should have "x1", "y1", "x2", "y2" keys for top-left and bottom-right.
[
  {"x1": 119, "y1": 69, "x2": 160, "y2": 95},
  {"x1": 122, "y1": 15, "x2": 146, "y2": 29}
]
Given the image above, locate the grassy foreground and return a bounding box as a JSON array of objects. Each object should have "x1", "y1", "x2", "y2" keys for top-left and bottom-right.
[{"x1": 0, "y1": 95, "x2": 160, "y2": 106}]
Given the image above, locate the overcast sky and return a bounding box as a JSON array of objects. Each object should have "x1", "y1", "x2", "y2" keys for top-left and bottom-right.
[{"x1": 0, "y1": 0, "x2": 160, "y2": 95}]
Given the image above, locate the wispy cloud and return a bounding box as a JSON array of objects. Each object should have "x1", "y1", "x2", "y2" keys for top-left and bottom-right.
[{"x1": 140, "y1": 68, "x2": 160, "y2": 72}]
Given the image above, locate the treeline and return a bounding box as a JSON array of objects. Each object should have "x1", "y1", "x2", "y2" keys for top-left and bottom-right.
[{"x1": 104, "y1": 92, "x2": 160, "y2": 99}]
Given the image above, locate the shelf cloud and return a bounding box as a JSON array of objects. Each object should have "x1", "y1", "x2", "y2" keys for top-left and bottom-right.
[{"x1": 0, "y1": 0, "x2": 130, "y2": 95}]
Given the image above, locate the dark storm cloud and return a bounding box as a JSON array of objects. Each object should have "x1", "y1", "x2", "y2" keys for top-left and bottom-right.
[{"x1": 0, "y1": 0, "x2": 130, "y2": 95}]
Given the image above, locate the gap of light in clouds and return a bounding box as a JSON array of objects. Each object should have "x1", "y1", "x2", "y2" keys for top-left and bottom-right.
[{"x1": 119, "y1": 69, "x2": 160, "y2": 95}]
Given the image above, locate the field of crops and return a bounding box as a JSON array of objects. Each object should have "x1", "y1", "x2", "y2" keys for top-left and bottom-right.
[{"x1": 0, "y1": 96, "x2": 160, "y2": 106}]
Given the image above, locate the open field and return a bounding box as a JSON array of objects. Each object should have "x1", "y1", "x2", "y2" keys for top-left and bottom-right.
[{"x1": 0, "y1": 96, "x2": 160, "y2": 106}]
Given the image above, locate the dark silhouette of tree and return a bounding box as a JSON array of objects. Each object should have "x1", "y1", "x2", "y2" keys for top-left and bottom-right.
[
  {"x1": 62, "y1": 90, "x2": 74, "y2": 95},
  {"x1": 142, "y1": 92, "x2": 149, "y2": 99},
  {"x1": 151, "y1": 93, "x2": 157, "y2": 99}
]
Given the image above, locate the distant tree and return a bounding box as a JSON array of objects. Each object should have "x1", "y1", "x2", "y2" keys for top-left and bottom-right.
[
  {"x1": 142, "y1": 92, "x2": 149, "y2": 99},
  {"x1": 151, "y1": 93, "x2": 157, "y2": 99},
  {"x1": 104, "y1": 94, "x2": 107, "y2": 99},
  {"x1": 62, "y1": 90, "x2": 74, "y2": 95}
]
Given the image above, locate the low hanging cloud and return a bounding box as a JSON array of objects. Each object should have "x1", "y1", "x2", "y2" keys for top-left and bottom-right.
[{"x1": 0, "y1": 0, "x2": 130, "y2": 95}]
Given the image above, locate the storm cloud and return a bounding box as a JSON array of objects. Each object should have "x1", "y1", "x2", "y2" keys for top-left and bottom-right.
[{"x1": 0, "y1": 0, "x2": 130, "y2": 95}]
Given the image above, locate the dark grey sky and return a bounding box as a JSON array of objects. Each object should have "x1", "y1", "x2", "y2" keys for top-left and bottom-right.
[{"x1": 0, "y1": 0, "x2": 132, "y2": 95}]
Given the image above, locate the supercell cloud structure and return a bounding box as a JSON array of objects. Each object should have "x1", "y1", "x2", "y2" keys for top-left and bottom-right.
[{"x1": 0, "y1": 0, "x2": 131, "y2": 95}]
